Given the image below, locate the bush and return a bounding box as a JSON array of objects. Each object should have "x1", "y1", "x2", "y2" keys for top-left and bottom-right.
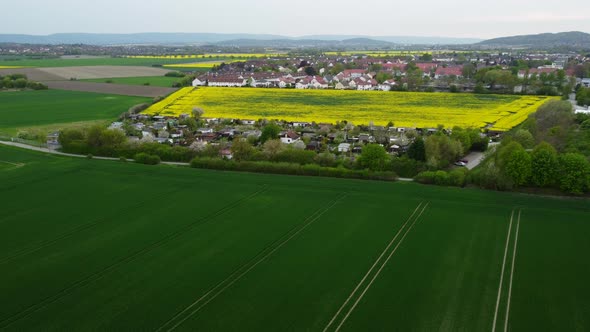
[
  {"x1": 275, "y1": 148, "x2": 316, "y2": 165},
  {"x1": 416, "y1": 168, "x2": 467, "y2": 187},
  {"x1": 415, "y1": 171, "x2": 436, "y2": 184},
  {"x1": 391, "y1": 156, "x2": 425, "y2": 178},
  {"x1": 165, "y1": 71, "x2": 186, "y2": 78},
  {"x1": 448, "y1": 168, "x2": 468, "y2": 187},
  {"x1": 86, "y1": 154, "x2": 93, "y2": 159},
  {"x1": 190, "y1": 158, "x2": 397, "y2": 181},
  {"x1": 469, "y1": 162, "x2": 514, "y2": 191},
  {"x1": 134, "y1": 153, "x2": 161, "y2": 165},
  {"x1": 433, "y1": 171, "x2": 450, "y2": 186}
]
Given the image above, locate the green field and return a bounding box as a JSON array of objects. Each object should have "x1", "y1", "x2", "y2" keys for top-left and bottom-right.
[
  {"x1": 0, "y1": 57, "x2": 229, "y2": 68},
  {"x1": 0, "y1": 90, "x2": 150, "y2": 135},
  {"x1": 0, "y1": 144, "x2": 588, "y2": 331},
  {"x1": 81, "y1": 76, "x2": 183, "y2": 87}
]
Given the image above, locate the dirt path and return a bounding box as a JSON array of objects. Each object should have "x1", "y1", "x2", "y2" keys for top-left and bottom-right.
[
  {"x1": 0, "y1": 140, "x2": 413, "y2": 181},
  {"x1": 0, "y1": 141, "x2": 188, "y2": 166}
]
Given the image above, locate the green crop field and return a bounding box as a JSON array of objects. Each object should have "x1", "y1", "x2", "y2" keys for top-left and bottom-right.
[
  {"x1": 81, "y1": 76, "x2": 183, "y2": 87},
  {"x1": 0, "y1": 144, "x2": 588, "y2": 331},
  {"x1": 0, "y1": 90, "x2": 150, "y2": 135},
  {"x1": 0, "y1": 57, "x2": 230, "y2": 68}
]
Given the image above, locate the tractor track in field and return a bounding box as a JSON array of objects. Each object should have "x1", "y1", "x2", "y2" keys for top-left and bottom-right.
[
  {"x1": 492, "y1": 208, "x2": 521, "y2": 332},
  {"x1": 324, "y1": 201, "x2": 430, "y2": 332},
  {"x1": 0, "y1": 186, "x2": 269, "y2": 329},
  {"x1": 0, "y1": 160, "x2": 26, "y2": 169},
  {"x1": 503, "y1": 210, "x2": 521, "y2": 332},
  {"x1": 0, "y1": 184, "x2": 189, "y2": 264},
  {"x1": 156, "y1": 192, "x2": 348, "y2": 332}
]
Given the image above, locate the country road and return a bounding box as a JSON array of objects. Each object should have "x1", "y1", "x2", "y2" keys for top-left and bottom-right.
[
  {"x1": 0, "y1": 140, "x2": 416, "y2": 182},
  {"x1": 462, "y1": 142, "x2": 498, "y2": 170},
  {"x1": 0, "y1": 140, "x2": 188, "y2": 166}
]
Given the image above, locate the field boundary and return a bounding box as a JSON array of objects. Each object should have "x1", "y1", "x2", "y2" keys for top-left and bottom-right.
[
  {"x1": 157, "y1": 192, "x2": 348, "y2": 332},
  {"x1": 0, "y1": 186, "x2": 269, "y2": 329},
  {"x1": 324, "y1": 202, "x2": 430, "y2": 332}
]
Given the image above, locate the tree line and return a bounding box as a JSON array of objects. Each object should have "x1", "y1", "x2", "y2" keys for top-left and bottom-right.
[{"x1": 0, "y1": 74, "x2": 48, "y2": 90}]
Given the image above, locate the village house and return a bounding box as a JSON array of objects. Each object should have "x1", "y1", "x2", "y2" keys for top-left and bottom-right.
[
  {"x1": 434, "y1": 66, "x2": 464, "y2": 79},
  {"x1": 295, "y1": 76, "x2": 329, "y2": 89},
  {"x1": 415, "y1": 63, "x2": 438, "y2": 77},
  {"x1": 197, "y1": 128, "x2": 214, "y2": 134},
  {"x1": 280, "y1": 131, "x2": 301, "y2": 144},
  {"x1": 341, "y1": 69, "x2": 366, "y2": 79},
  {"x1": 338, "y1": 143, "x2": 351, "y2": 153},
  {"x1": 378, "y1": 79, "x2": 397, "y2": 91},
  {"x1": 353, "y1": 77, "x2": 378, "y2": 90},
  {"x1": 192, "y1": 78, "x2": 205, "y2": 87},
  {"x1": 517, "y1": 67, "x2": 560, "y2": 79},
  {"x1": 207, "y1": 76, "x2": 247, "y2": 87}
]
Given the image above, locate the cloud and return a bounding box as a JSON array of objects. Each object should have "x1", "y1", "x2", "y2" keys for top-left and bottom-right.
[{"x1": 463, "y1": 12, "x2": 590, "y2": 23}]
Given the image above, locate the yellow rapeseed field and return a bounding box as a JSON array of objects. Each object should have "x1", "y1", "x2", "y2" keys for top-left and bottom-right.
[
  {"x1": 324, "y1": 50, "x2": 472, "y2": 57},
  {"x1": 126, "y1": 53, "x2": 282, "y2": 60},
  {"x1": 163, "y1": 60, "x2": 242, "y2": 69},
  {"x1": 143, "y1": 87, "x2": 555, "y2": 130},
  {"x1": 0, "y1": 66, "x2": 25, "y2": 69}
]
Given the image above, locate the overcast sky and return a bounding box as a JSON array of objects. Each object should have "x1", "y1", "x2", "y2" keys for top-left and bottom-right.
[{"x1": 6, "y1": 0, "x2": 590, "y2": 38}]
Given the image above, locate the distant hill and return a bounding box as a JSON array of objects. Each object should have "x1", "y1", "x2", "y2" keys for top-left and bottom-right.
[
  {"x1": 0, "y1": 33, "x2": 481, "y2": 46},
  {"x1": 479, "y1": 31, "x2": 590, "y2": 47},
  {"x1": 216, "y1": 37, "x2": 395, "y2": 48}
]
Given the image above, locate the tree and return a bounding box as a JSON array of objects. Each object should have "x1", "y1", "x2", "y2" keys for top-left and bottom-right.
[
  {"x1": 357, "y1": 144, "x2": 389, "y2": 171},
  {"x1": 527, "y1": 100, "x2": 574, "y2": 151},
  {"x1": 497, "y1": 142, "x2": 531, "y2": 187},
  {"x1": 504, "y1": 148, "x2": 532, "y2": 187},
  {"x1": 482, "y1": 69, "x2": 516, "y2": 92},
  {"x1": 189, "y1": 140, "x2": 207, "y2": 152},
  {"x1": 558, "y1": 153, "x2": 590, "y2": 194},
  {"x1": 304, "y1": 66, "x2": 317, "y2": 76},
  {"x1": 530, "y1": 142, "x2": 558, "y2": 187},
  {"x1": 512, "y1": 129, "x2": 535, "y2": 149},
  {"x1": 424, "y1": 135, "x2": 463, "y2": 168},
  {"x1": 419, "y1": 53, "x2": 433, "y2": 62},
  {"x1": 59, "y1": 128, "x2": 85, "y2": 148},
  {"x1": 14, "y1": 78, "x2": 28, "y2": 89},
  {"x1": 231, "y1": 139, "x2": 255, "y2": 161},
  {"x1": 451, "y1": 127, "x2": 472, "y2": 152},
  {"x1": 407, "y1": 137, "x2": 426, "y2": 161},
  {"x1": 262, "y1": 139, "x2": 284, "y2": 160},
  {"x1": 474, "y1": 82, "x2": 486, "y2": 94},
  {"x1": 461, "y1": 63, "x2": 476, "y2": 79},
  {"x1": 577, "y1": 87, "x2": 590, "y2": 107},
  {"x1": 260, "y1": 123, "x2": 282, "y2": 143},
  {"x1": 192, "y1": 107, "x2": 205, "y2": 119}
]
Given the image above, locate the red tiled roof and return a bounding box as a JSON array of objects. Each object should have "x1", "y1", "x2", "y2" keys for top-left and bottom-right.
[
  {"x1": 415, "y1": 63, "x2": 437, "y2": 72},
  {"x1": 435, "y1": 66, "x2": 463, "y2": 76}
]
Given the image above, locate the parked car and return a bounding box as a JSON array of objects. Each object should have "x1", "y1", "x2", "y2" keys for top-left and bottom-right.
[{"x1": 454, "y1": 161, "x2": 467, "y2": 167}]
